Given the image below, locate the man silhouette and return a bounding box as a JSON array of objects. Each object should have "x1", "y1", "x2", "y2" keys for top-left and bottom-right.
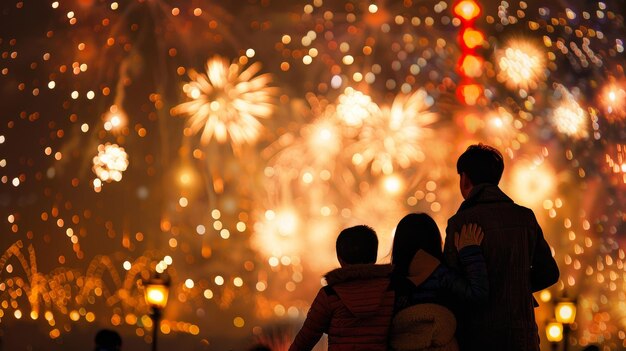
[{"x1": 444, "y1": 144, "x2": 559, "y2": 351}]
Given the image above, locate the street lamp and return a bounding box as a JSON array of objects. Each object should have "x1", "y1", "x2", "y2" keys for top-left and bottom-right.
[
  {"x1": 546, "y1": 320, "x2": 563, "y2": 351},
  {"x1": 144, "y1": 275, "x2": 170, "y2": 351},
  {"x1": 555, "y1": 300, "x2": 577, "y2": 351}
]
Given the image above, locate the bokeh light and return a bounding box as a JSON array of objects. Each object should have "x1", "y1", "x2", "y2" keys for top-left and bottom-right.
[{"x1": 1, "y1": 1, "x2": 626, "y2": 350}]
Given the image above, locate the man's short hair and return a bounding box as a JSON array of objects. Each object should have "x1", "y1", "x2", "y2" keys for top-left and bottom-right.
[
  {"x1": 336, "y1": 225, "x2": 378, "y2": 264},
  {"x1": 456, "y1": 144, "x2": 504, "y2": 185}
]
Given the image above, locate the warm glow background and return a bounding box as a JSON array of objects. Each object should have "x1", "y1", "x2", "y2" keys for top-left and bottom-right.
[{"x1": 0, "y1": 0, "x2": 625, "y2": 350}]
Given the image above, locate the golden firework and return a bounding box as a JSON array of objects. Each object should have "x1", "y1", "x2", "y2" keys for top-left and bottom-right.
[
  {"x1": 336, "y1": 87, "x2": 380, "y2": 127},
  {"x1": 550, "y1": 84, "x2": 589, "y2": 139},
  {"x1": 351, "y1": 90, "x2": 438, "y2": 175},
  {"x1": 507, "y1": 158, "x2": 557, "y2": 207},
  {"x1": 92, "y1": 143, "x2": 129, "y2": 182},
  {"x1": 266, "y1": 104, "x2": 346, "y2": 188},
  {"x1": 303, "y1": 115, "x2": 343, "y2": 163},
  {"x1": 483, "y1": 107, "x2": 526, "y2": 150},
  {"x1": 251, "y1": 207, "x2": 301, "y2": 259},
  {"x1": 497, "y1": 39, "x2": 546, "y2": 91},
  {"x1": 172, "y1": 56, "x2": 276, "y2": 149}
]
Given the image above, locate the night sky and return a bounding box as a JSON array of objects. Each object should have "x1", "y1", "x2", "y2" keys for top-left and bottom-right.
[{"x1": 1, "y1": 0, "x2": 625, "y2": 350}]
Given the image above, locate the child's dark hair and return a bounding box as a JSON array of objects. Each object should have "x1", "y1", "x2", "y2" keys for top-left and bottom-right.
[
  {"x1": 456, "y1": 143, "x2": 504, "y2": 186},
  {"x1": 336, "y1": 225, "x2": 378, "y2": 264},
  {"x1": 392, "y1": 213, "x2": 443, "y2": 276},
  {"x1": 94, "y1": 329, "x2": 122, "y2": 351}
]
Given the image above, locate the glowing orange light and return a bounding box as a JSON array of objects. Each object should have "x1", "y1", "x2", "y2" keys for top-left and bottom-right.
[
  {"x1": 555, "y1": 301, "x2": 577, "y2": 325},
  {"x1": 461, "y1": 28, "x2": 485, "y2": 49},
  {"x1": 458, "y1": 84, "x2": 482, "y2": 106},
  {"x1": 459, "y1": 55, "x2": 484, "y2": 78},
  {"x1": 145, "y1": 280, "x2": 169, "y2": 309},
  {"x1": 454, "y1": 0, "x2": 481, "y2": 21},
  {"x1": 546, "y1": 321, "x2": 563, "y2": 342}
]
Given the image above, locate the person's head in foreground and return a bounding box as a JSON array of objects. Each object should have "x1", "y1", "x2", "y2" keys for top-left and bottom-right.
[
  {"x1": 94, "y1": 329, "x2": 122, "y2": 351},
  {"x1": 391, "y1": 212, "x2": 443, "y2": 276},
  {"x1": 336, "y1": 225, "x2": 378, "y2": 267},
  {"x1": 456, "y1": 143, "x2": 504, "y2": 199}
]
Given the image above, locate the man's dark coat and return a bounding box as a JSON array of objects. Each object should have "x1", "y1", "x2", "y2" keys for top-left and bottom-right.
[{"x1": 444, "y1": 184, "x2": 560, "y2": 351}]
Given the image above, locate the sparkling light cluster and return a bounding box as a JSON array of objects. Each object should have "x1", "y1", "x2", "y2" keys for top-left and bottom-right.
[
  {"x1": 497, "y1": 40, "x2": 546, "y2": 91},
  {"x1": 92, "y1": 143, "x2": 129, "y2": 183},
  {"x1": 336, "y1": 88, "x2": 379, "y2": 127},
  {"x1": 550, "y1": 84, "x2": 589, "y2": 139},
  {"x1": 351, "y1": 89, "x2": 438, "y2": 175},
  {"x1": 508, "y1": 157, "x2": 557, "y2": 206},
  {"x1": 172, "y1": 56, "x2": 276, "y2": 150}
]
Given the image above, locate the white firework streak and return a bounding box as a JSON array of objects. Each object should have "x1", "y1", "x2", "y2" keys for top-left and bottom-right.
[{"x1": 351, "y1": 89, "x2": 438, "y2": 175}]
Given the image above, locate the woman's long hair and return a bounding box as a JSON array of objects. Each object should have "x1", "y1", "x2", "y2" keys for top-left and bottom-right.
[{"x1": 391, "y1": 213, "x2": 443, "y2": 276}]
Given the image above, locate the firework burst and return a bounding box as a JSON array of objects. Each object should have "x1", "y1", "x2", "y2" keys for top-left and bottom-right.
[
  {"x1": 336, "y1": 88, "x2": 380, "y2": 127},
  {"x1": 251, "y1": 207, "x2": 302, "y2": 259},
  {"x1": 550, "y1": 84, "x2": 589, "y2": 139},
  {"x1": 267, "y1": 125, "x2": 341, "y2": 177},
  {"x1": 483, "y1": 107, "x2": 527, "y2": 151},
  {"x1": 351, "y1": 89, "x2": 438, "y2": 175},
  {"x1": 265, "y1": 103, "x2": 348, "y2": 190},
  {"x1": 507, "y1": 158, "x2": 557, "y2": 207},
  {"x1": 172, "y1": 56, "x2": 276, "y2": 150},
  {"x1": 92, "y1": 143, "x2": 129, "y2": 183},
  {"x1": 497, "y1": 39, "x2": 546, "y2": 91},
  {"x1": 303, "y1": 115, "x2": 344, "y2": 164}
]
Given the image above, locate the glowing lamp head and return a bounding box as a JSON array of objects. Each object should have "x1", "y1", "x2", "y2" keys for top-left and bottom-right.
[
  {"x1": 454, "y1": 0, "x2": 481, "y2": 21},
  {"x1": 555, "y1": 301, "x2": 576, "y2": 324},
  {"x1": 546, "y1": 321, "x2": 563, "y2": 342},
  {"x1": 144, "y1": 278, "x2": 170, "y2": 310}
]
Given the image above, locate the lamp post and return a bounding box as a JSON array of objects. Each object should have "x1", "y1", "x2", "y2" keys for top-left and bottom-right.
[
  {"x1": 546, "y1": 320, "x2": 564, "y2": 351},
  {"x1": 144, "y1": 275, "x2": 170, "y2": 351},
  {"x1": 555, "y1": 299, "x2": 577, "y2": 351}
]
